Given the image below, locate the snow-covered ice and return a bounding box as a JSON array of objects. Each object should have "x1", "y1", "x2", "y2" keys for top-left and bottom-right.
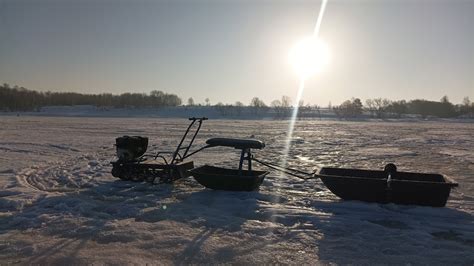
[{"x1": 0, "y1": 116, "x2": 473, "y2": 264}]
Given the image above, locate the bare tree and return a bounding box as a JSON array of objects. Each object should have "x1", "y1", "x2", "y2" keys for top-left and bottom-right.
[
  {"x1": 250, "y1": 97, "x2": 266, "y2": 108},
  {"x1": 187, "y1": 97, "x2": 194, "y2": 106},
  {"x1": 281, "y1": 96, "x2": 291, "y2": 108},
  {"x1": 459, "y1": 97, "x2": 472, "y2": 117},
  {"x1": 271, "y1": 100, "x2": 282, "y2": 108},
  {"x1": 271, "y1": 99, "x2": 283, "y2": 118},
  {"x1": 249, "y1": 97, "x2": 267, "y2": 115},
  {"x1": 365, "y1": 99, "x2": 376, "y2": 117},
  {"x1": 313, "y1": 104, "x2": 321, "y2": 120},
  {"x1": 462, "y1": 96, "x2": 470, "y2": 106},
  {"x1": 371, "y1": 98, "x2": 391, "y2": 118},
  {"x1": 334, "y1": 98, "x2": 363, "y2": 118},
  {"x1": 441, "y1": 95, "x2": 450, "y2": 104},
  {"x1": 234, "y1": 101, "x2": 244, "y2": 116}
]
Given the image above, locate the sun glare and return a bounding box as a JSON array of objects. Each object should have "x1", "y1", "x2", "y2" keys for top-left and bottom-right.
[{"x1": 289, "y1": 36, "x2": 330, "y2": 79}]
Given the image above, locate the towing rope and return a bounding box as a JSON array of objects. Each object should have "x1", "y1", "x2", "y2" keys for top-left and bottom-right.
[{"x1": 252, "y1": 157, "x2": 318, "y2": 180}]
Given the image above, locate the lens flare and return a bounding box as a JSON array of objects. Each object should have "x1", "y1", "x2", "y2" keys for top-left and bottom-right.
[
  {"x1": 280, "y1": 0, "x2": 330, "y2": 178},
  {"x1": 289, "y1": 37, "x2": 330, "y2": 79}
]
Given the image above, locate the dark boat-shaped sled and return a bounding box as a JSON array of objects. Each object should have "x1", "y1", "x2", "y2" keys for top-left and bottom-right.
[
  {"x1": 189, "y1": 138, "x2": 268, "y2": 191},
  {"x1": 316, "y1": 164, "x2": 458, "y2": 207},
  {"x1": 190, "y1": 165, "x2": 267, "y2": 191}
]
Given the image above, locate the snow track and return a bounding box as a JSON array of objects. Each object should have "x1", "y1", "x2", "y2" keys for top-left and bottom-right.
[{"x1": 15, "y1": 153, "x2": 108, "y2": 193}]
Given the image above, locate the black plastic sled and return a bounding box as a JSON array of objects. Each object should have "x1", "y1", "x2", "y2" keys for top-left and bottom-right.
[{"x1": 315, "y1": 164, "x2": 458, "y2": 207}]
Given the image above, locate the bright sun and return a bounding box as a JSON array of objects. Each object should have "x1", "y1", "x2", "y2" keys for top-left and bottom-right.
[{"x1": 289, "y1": 36, "x2": 330, "y2": 79}]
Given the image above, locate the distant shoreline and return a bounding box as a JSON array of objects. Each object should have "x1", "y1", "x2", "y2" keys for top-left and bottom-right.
[{"x1": 2, "y1": 105, "x2": 474, "y2": 123}]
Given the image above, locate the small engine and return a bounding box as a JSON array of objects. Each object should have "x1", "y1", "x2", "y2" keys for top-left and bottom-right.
[
  {"x1": 111, "y1": 118, "x2": 207, "y2": 183},
  {"x1": 115, "y1": 136, "x2": 148, "y2": 162}
]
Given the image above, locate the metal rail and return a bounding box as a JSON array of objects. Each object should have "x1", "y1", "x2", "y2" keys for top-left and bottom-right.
[{"x1": 252, "y1": 157, "x2": 318, "y2": 180}]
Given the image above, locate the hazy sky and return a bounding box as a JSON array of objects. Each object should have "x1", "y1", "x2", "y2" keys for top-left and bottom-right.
[{"x1": 1, "y1": 0, "x2": 473, "y2": 106}]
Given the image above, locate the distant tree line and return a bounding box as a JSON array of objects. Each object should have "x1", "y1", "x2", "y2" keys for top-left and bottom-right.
[
  {"x1": 2, "y1": 83, "x2": 473, "y2": 119},
  {"x1": 333, "y1": 98, "x2": 364, "y2": 118},
  {"x1": 334, "y1": 96, "x2": 474, "y2": 119},
  {"x1": 190, "y1": 96, "x2": 322, "y2": 119},
  {"x1": 0, "y1": 83, "x2": 182, "y2": 111}
]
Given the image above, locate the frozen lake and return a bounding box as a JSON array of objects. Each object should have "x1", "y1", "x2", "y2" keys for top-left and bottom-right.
[{"x1": 0, "y1": 116, "x2": 473, "y2": 264}]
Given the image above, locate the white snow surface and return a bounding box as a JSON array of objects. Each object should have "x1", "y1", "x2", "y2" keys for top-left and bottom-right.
[{"x1": 0, "y1": 116, "x2": 473, "y2": 264}]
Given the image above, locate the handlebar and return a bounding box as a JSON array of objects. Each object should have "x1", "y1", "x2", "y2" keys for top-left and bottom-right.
[{"x1": 189, "y1": 117, "x2": 208, "y2": 121}]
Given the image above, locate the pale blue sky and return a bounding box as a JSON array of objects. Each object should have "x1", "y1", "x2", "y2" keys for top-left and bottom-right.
[{"x1": 1, "y1": 0, "x2": 473, "y2": 105}]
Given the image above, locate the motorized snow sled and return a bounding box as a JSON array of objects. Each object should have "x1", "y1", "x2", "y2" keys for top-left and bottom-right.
[
  {"x1": 111, "y1": 117, "x2": 206, "y2": 183},
  {"x1": 111, "y1": 117, "x2": 269, "y2": 190}
]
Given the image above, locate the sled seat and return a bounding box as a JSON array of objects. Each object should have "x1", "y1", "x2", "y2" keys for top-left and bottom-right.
[{"x1": 206, "y1": 138, "x2": 265, "y2": 150}]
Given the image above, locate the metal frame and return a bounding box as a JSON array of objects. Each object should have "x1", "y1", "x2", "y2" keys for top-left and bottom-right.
[
  {"x1": 238, "y1": 148, "x2": 252, "y2": 175},
  {"x1": 170, "y1": 117, "x2": 207, "y2": 164},
  {"x1": 148, "y1": 117, "x2": 208, "y2": 165}
]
